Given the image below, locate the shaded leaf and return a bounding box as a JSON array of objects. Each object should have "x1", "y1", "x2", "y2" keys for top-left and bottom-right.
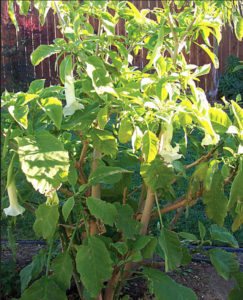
[
  {"x1": 51, "y1": 251, "x2": 73, "y2": 291},
  {"x1": 158, "y1": 228, "x2": 182, "y2": 272},
  {"x1": 33, "y1": 203, "x2": 59, "y2": 240},
  {"x1": 21, "y1": 276, "x2": 67, "y2": 300},
  {"x1": 62, "y1": 197, "x2": 75, "y2": 222},
  {"x1": 143, "y1": 268, "x2": 197, "y2": 300},
  {"x1": 89, "y1": 166, "x2": 131, "y2": 186},
  {"x1": 86, "y1": 197, "x2": 118, "y2": 226},
  {"x1": 76, "y1": 236, "x2": 113, "y2": 297},
  {"x1": 210, "y1": 224, "x2": 239, "y2": 248},
  {"x1": 209, "y1": 248, "x2": 239, "y2": 280}
]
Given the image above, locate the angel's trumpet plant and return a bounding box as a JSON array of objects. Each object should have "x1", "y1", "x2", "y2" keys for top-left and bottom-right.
[
  {"x1": 4, "y1": 179, "x2": 25, "y2": 217},
  {"x1": 159, "y1": 123, "x2": 182, "y2": 164}
]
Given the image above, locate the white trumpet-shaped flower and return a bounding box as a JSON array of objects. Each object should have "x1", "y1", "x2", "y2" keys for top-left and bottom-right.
[
  {"x1": 201, "y1": 132, "x2": 220, "y2": 146},
  {"x1": 63, "y1": 75, "x2": 83, "y2": 117},
  {"x1": 159, "y1": 123, "x2": 182, "y2": 164},
  {"x1": 4, "y1": 180, "x2": 25, "y2": 217}
]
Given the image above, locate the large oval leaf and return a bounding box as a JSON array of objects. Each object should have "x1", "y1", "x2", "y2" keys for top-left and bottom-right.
[{"x1": 16, "y1": 131, "x2": 69, "y2": 195}]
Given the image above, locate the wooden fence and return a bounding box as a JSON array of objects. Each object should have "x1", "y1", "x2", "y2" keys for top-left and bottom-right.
[{"x1": 1, "y1": 0, "x2": 243, "y2": 94}]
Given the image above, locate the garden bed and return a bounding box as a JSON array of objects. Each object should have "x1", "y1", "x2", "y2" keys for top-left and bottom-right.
[{"x1": 2, "y1": 242, "x2": 242, "y2": 300}]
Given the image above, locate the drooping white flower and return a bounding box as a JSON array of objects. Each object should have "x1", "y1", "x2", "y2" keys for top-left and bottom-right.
[
  {"x1": 63, "y1": 75, "x2": 83, "y2": 117},
  {"x1": 201, "y1": 133, "x2": 220, "y2": 146},
  {"x1": 159, "y1": 123, "x2": 182, "y2": 164},
  {"x1": 4, "y1": 180, "x2": 25, "y2": 217}
]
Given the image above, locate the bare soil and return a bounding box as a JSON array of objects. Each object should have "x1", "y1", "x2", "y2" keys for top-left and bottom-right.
[{"x1": 1, "y1": 242, "x2": 242, "y2": 300}]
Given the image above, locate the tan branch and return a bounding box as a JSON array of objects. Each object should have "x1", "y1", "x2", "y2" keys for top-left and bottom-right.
[{"x1": 59, "y1": 188, "x2": 74, "y2": 197}]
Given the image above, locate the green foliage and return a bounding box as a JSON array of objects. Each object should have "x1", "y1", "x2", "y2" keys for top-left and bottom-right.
[
  {"x1": 143, "y1": 268, "x2": 197, "y2": 300},
  {"x1": 218, "y1": 55, "x2": 243, "y2": 100},
  {"x1": 209, "y1": 248, "x2": 239, "y2": 280},
  {"x1": 87, "y1": 197, "x2": 118, "y2": 226},
  {"x1": 2, "y1": 0, "x2": 243, "y2": 299},
  {"x1": 158, "y1": 228, "x2": 182, "y2": 272},
  {"x1": 16, "y1": 131, "x2": 70, "y2": 195},
  {"x1": 33, "y1": 204, "x2": 59, "y2": 240},
  {"x1": 76, "y1": 236, "x2": 113, "y2": 297}
]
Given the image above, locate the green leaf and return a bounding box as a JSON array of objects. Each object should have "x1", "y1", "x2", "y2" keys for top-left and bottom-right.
[
  {"x1": 31, "y1": 45, "x2": 61, "y2": 66},
  {"x1": 228, "y1": 286, "x2": 243, "y2": 300},
  {"x1": 8, "y1": 105, "x2": 29, "y2": 129},
  {"x1": 141, "y1": 157, "x2": 175, "y2": 192},
  {"x1": 21, "y1": 276, "x2": 67, "y2": 300},
  {"x1": 158, "y1": 228, "x2": 182, "y2": 272},
  {"x1": 198, "y1": 221, "x2": 206, "y2": 241},
  {"x1": 192, "y1": 64, "x2": 211, "y2": 78},
  {"x1": 17, "y1": 0, "x2": 30, "y2": 15},
  {"x1": 33, "y1": 204, "x2": 59, "y2": 240},
  {"x1": 39, "y1": 97, "x2": 63, "y2": 129},
  {"x1": 194, "y1": 43, "x2": 219, "y2": 69},
  {"x1": 235, "y1": 15, "x2": 243, "y2": 41},
  {"x1": 28, "y1": 79, "x2": 45, "y2": 94},
  {"x1": 209, "y1": 248, "x2": 239, "y2": 280},
  {"x1": 68, "y1": 162, "x2": 78, "y2": 186},
  {"x1": 115, "y1": 203, "x2": 142, "y2": 239},
  {"x1": 101, "y1": 12, "x2": 115, "y2": 36},
  {"x1": 181, "y1": 246, "x2": 192, "y2": 266},
  {"x1": 8, "y1": 0, "x2": 19, "y2": 31},
  {"x1": 143, "y1": 268, "x2": 197, "y2": 300},
  {"x1": 128, "y1": 235, "x2": 152, "y2": 251},
  {"x1": 209, "y1": 107, "x2": 232, "y2": 133},
  {"x1": 51, "y1": 251, "x2": 73, "y2": 291},
  {"x1": 178, "y1": 232, "x2": 198, "y2": 242},
  {"x1": 20, "y1": 249, "x2": 47, "y2": 293},
  {"x1": 90, "y1": 128, "x2": 117, "y2": 157},
  {"x1": 62, "y1": 197, "x2": 75, "y2": 222},
  {"x1": 142, "y1": 130, "x2": 159, "y2": 163},
  {"x1": 155, "y1": 56, "x2": 166, "y2": 77},
  {"x1": 86, "y1": 197, "x2": 118, "y2": 226},
  {"x1": 231, "y1": 100, "x2": 243, "y2": 130},
  {"x1": 228, "y1": 160, "x2": 243, "y2": 210},
  {"x1": 59, "y1": 55, "x2": 73, "y2": 85},
  {"x1": 97, "y1": 106, "x2": 108, "y2": 130},
  {"x1": 118, "y1": 117, "x2": 133, "y2": 144},
  {"x1": 16, "y1": 131, "x2": 69, "y2": 195},
  {"x1": 111, "y1": 242, "x2": 128, "y2": 256},
  {"x1": 76, "y1": 236, "x2": 113, "y2": 297},
  {"x1": 141, "y1": 237, "x2": 157, "y2": 259},
  {"x1": 131, "y1": 126, "x2": 143, "y2": 152},
  {"x1": 86, "y1": 56, "x2": 116, "y2": 96},
  {"x1": 202, "y1": 170, "x2": 228, "y2": 226},
  {"x1": 89, "y1": 166, "x2": 131, "y2": 186},
  {"x1": 210, "y1": 224, "x2": 239, "y2": 248}
]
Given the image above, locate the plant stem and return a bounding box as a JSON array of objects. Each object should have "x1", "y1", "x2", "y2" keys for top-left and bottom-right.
[
  {"x1": 140, "y1": 187, "x2": 155, "y2": 234},
  {"x1": 46, "y1": 235, "x2": 55, "y2": 276},
  {"x1": 91, "y1": 148, "x2": 102, "y2": 199},
  {"x1": 155, "y1": 192, "x2": 163, "y2": 228}
]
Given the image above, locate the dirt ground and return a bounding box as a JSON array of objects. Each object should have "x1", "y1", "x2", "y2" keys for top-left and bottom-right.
[{"x1": 1, "y1": 242, "x2": 242, "y2": 300}]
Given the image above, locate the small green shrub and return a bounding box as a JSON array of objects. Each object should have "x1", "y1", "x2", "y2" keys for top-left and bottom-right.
[{"x1": 218, "y1": 55, "x2": 243, "y2": 101}]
